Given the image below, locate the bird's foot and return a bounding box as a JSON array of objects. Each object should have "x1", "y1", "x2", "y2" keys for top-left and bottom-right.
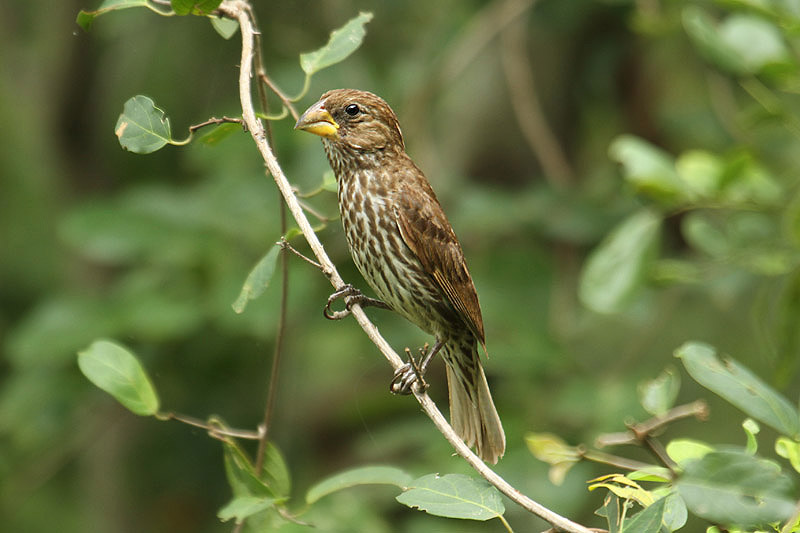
[
  {"x1": 324, "y1": 284, "x2": 390, "y2": 320},
  {"x1": 390, "y1": 344, "x2": 430, "y2": 395}
]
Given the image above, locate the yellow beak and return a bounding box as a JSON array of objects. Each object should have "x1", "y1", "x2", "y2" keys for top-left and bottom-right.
[{"x1": 294, "y1": 101, "x2": 339, "y2": 139}]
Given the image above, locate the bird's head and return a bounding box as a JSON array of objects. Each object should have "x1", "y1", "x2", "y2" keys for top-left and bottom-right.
[{"x1": 294, "y1": 89, "x2": 404, "y2": 152}]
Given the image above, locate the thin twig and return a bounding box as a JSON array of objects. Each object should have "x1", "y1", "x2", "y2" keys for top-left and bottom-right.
[
  {"x1": 260, "y1": 73, "x2": 300, "y2": 121},
  {"x1": 297, "y1": 198, "x2": 331, "y2": 222},
  {"x1": 279, "y1": 238, "x2": 323, "y2": 270},
  {"x1": 249, "y1": 0, "x2": 287, "y2": 480},
  {"x1": 644, "y1": 435, "x2": 677, "y2": 471},
  {"x1": 188, "y1": 116, "x2": 244, "y2": 133},
  {"x1": 219, "y1": 2, "x2": 593, "y2": 531},
  {"x1": 159, "y1": 411, "x2": 261, "y2": 440},
  {"x1": 231, "y1": 11, "x2": 279, "y2": 529},
  {"x1": 579, "y1": 448, "x2": 657, "y2": 473}
]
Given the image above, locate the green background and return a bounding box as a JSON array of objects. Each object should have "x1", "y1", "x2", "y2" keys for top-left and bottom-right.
[{"x1": 2, "y1": 0, "x2": 800, "y2": 531}]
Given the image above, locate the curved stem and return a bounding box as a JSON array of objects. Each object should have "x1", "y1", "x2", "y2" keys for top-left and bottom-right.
[
  {"x1": 260, "y1": 74, "x2": 300, "y2": 121},
  {"x1": 220, "y1": 2, "x2": 592, "y2": 531},
  {"x1": 257, "y1": 106, "x2": 289, "y2": 121},
  {"x1": 158, "y1": 411, "x2": 260, "y2": 440},
  {"x1": 288, "y1": 73, "x2": 312, "y2": 103}
]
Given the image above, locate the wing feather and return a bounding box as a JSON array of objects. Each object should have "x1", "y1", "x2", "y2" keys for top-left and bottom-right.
[{"x1": 393, "y1": 170, "x2": 485, "y2": 346}]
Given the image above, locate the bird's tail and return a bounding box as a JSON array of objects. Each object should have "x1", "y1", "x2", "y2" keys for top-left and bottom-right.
[{"x1": 443, "y1": 337, "x2": 505, "y2": 464}]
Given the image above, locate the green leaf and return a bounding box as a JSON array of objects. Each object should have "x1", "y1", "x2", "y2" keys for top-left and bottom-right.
[
  {"x1": 396, "y1": 474, "x2": 504, "y2": 521},
  {"x1": 210, "y1": 15, "x2": 239, "y2": 39},
  {"x1": 232, "y1": 244, "x2": 280, "y2": 314},
  {"x1": 76, "y1": 0, "x2": 150, "y2": 31},
  {"x1": 775, "y1": 437, "x2": 800, "y2": 474},
  {"x1": 621, "y1": 495, "x2": 667, "y2": 533},
  {"x1": 660, "y1": 489, "x2": 688, "y2": 531},
  {"x1": 171, "y1": 0, "x2": 222, "y2": 16},
  {"x1": 260, "y1": 442, "x2": 291, "y2": 499},
  {"x1": 675, "y1": 341, "x2": 800, "y2": 439},
  {"x1": 77, "y1": 339, "x2": 160, "y2": 416},
  {"x1": 524, "y1": 432, "x2": 581, "y2": 485},
  {"x1": 720, "y1": 153, "x2": 782, "y2": 205},
  {"x1": 627, "y1": 468, "x2": 672, "y2": 483},
  {"x1": 742, "y1": 419, "x2": 760, "y2": 454},
  {"x1": 579, "y1": 209, "x2": 662, "y2": 314},
  {"x1": 682, "y1": 212, "x2": 730, "y2": 257},
  {"x1": 666, "y1": 438, "x2": 715, "y2": 468},
  {"x1": 218, "y1": 496, "x2": 276, "y2": 524},
  {"x1": 197, "y1": 122, "x2": 240, "y2": 145},
  {"x1": 638, "y1": 367, "x2": 680, "y2": 417},
  {"x1": 115, "y1": 95, "x2": 173, "y2": 154},
  {"x1": 682, "y1": 6, "x2": 748, "y2": 75},
  {"x1": 223, "y1": 439, "x2": 274, "y2": 499},
  {"x1": 675, "y1": 150, "x2": 724, "y2": 199},
  {"x1": 588, "y1": 474, "x2": 655, "y2": 507},
  {"x1": 676, "y1": 450, "x2": 795, "y2": 527},
  {"x1": 609, "y1": 134, "x2": 686, "y2": 204},
  {"x1": 306, "y1": 465, "x2": 411, "y2": 505},
  {"x1": 595, "y1": 493, "x2": 621, "y2": 533},
  {"x1": 675, "y1": 149, "x2": 782, "y2": 206},
  {"x1": 718, "y1": 15, "x2": 791, "y2": 74},
  {"x1": 300, "y1": 12, "x2": 373, "y2": 75}
]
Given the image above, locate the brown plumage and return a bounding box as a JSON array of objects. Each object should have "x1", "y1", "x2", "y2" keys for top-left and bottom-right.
[{"x1": 295, "y1": 89, "x2": 505, "y2": 463}]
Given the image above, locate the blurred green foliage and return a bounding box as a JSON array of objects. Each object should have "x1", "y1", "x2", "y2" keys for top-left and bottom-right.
[{"x1": 2, "y1": 0, "x2": 800, "y2": 531}]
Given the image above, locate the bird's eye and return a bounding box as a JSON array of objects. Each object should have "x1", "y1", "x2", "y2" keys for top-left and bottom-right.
[{"x1": 344, "y1": 104, "x2": 361, "y2": 116}]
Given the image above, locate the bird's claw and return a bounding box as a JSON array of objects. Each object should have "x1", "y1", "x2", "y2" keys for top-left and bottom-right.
[
  {"x1": 324, "y1": 284, "x2": 359, "y2": 320},
  {"x1": 324, "y1": 284, "x2": 390, "y2": 320},
  {"x1": 390, "y1": 345, "x2": 429, "y2": 395}
]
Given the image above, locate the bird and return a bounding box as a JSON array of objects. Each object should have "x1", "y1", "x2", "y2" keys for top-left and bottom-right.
[{"x1": 294, "y1": 89, "x2": 505, "y2": 463}]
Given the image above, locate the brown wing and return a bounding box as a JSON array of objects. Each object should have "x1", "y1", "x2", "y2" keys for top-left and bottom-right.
[{"x1": 393, "y1": 163, "x2": 485, "y2": 346}]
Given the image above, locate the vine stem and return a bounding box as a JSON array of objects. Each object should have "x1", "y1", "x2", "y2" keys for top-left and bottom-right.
[{"x1": 219, "y1": 2, "x2": 592, "y2": 531}]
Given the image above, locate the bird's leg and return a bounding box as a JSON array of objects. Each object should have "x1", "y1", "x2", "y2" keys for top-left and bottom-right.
[
  {"x1": 388, "y1": 346, "x2": 427, "y2": 395},
  {"x1": 323, "y1": 283, "x2": 390, "y2": 320},
  {"x1": 390, "y1": 339, "x2": 445, "y2": 395}
]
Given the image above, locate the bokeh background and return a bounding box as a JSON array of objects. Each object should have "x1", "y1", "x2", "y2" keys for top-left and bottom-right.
[{"x1": 3, "y1": 0, "x2": 800, "y2": 531}]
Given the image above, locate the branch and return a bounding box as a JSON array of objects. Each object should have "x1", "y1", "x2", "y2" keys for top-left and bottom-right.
[
  {"x1": 594, "y1": 400, "x2": 709, "y2": 471},
  {"x1": 594, "y1": 400, "x2": 709, "y2": 449},
  {"x1": 188, "y1": 116, "x2": 244, "y2": 133},
  {"x1": 221, "y1": 0, "x2": 405, "y2": 369},
  {"x1": 219, "y1": 2, "x2": 592, "y2": 531},
  {"x1": 158, "y1": 411, "x2": 261, "y2": 440},
  {"x1": 259, "y1": 73, "x2": 300, "y2": 121}
]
